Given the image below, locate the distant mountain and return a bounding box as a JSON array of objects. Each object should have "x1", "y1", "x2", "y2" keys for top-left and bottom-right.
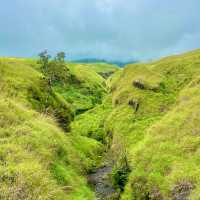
[{"x1": 71, "y1": 58, "x2": 138, "y2": 67}]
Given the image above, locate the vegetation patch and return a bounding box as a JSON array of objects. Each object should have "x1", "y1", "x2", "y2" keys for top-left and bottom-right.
[{"x1": 1, "y1": 49, "x2": 200, "y2": 200}]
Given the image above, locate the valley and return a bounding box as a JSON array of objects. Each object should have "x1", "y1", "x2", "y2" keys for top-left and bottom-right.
[{"x1": 0, "y1": 48, "x2": 200, "y2": 200}]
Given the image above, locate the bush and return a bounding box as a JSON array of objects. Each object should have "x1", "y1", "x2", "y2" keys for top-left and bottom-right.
[
  {"x1": 28, "y1": 77, "x2": 73, "y2": 131},
  {"x1": 112, "y1": 154, "x2": 131, "y2": 191},
  {"x1": 42, "y1": 61, "x2": 71, "y2": 86}
]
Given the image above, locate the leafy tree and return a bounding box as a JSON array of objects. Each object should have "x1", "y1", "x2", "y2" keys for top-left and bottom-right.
[
  {"x1": 38, "y1": 50, "x2": 70, "y2": 87},
  {"x1": 38, "y1": 50, "x2": 51, "y2": 72},
  {"x1": 44, "y1": 60, "x2": 70, "y2": 86},
  {"x1": 55, "y1": 52, "x2": 66, "y2": 63},
  {"x1": 37, "y1": 50, "x2": 73, "y2": 126}
]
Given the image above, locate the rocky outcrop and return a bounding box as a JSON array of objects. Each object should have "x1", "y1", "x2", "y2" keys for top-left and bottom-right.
[
  {"x1": 128, "y1": 99, "x2": 140, "y2": 112},
  {"x1": 171, "y1": 182, "x2": 194, "y2": 200},
  {"x1": 133, "y1": 80, "x2": 146, "y2": 90}
]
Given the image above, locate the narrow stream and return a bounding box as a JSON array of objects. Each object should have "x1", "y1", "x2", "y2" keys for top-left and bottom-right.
[
  {"x1": 88, "y1": 165, "x2": 119, "y2": 200},
  {"x1": 87, "y1": 150, "x2": 120, "y2": 200}
]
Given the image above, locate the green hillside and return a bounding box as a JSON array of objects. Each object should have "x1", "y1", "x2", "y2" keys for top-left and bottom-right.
[
  {"x1": 106, "y1": 49, "x2": 200, "y2": 199},
  {"x1": 0, "y1": 58, "x2": 117, "y2": 200},
  {"x1": 1, "y1": 49, "x2": 200, "y2": 200}
]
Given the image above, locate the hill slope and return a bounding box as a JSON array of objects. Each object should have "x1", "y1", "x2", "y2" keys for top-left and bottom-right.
[
  {"x1": 67, "y1": 49, "x2": 200, "y2": 200},
  {"x1": 105, "y1": 49, "x2": 200, "y2": 199},
  {"x1": 1, "y1": 49, "x2": 200, "y2": 200},
  {"x1": 0, "y1": 58, "x2": 118, "y2": 200}
]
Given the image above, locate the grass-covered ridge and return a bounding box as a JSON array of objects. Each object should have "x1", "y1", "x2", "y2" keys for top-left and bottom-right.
[
  {"x1": 106, "y1": 49, "x2": 200, "y2": 199},
  {"x1": 0, "y1": 58, "x2": 118, "y2": 200}
]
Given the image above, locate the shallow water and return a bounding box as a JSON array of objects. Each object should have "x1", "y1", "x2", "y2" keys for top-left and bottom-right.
[{"x1": 88, "y1": 165, "x2": 118, "y2": 200}]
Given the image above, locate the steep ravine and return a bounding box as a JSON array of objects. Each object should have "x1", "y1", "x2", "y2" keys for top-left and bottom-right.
[
  {"x1": 47, "y1": 48, "x2": 200, "y2": 199},
  {"x1": 72, "y1": 107, "x2": 119, "y2": 199},
  {"x1": 69, "y1": 78, "x2": 121, "y2": 199},
  {"x1": 2, "y1": 49, "x2": 200, "y2": 199}
]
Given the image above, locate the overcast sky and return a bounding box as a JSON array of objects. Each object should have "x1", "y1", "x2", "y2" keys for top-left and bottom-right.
[{"x1": 0, "y1": 0, "x2": 200, "y2": 61}]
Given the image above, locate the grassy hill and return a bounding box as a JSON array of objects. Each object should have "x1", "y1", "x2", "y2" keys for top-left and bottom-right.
[
  {"x1": 54, "y1": 62, "x2": 117, "y2": 114},
  {"x1": 1, "y1": 49, "x2": 200, "y2": 200},
  {"x1": 0, "y1": 58, "x2": 118, "y2": 200},
  {"x1": 105, "y1": 49, "x2": 200, "y2": 199},
  {"x1": 68, "y1": 48, "x2": 200, "y2": 199}
]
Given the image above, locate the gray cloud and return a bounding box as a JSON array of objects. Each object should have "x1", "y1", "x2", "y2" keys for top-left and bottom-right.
[{"x1": 0, "y1": 0, "x2": 200, "y2": 60}]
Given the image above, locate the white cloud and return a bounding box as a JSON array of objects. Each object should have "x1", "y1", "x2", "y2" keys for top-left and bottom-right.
[{"x1": 0, "y1": 0, "x2": 200, "y2": 60}]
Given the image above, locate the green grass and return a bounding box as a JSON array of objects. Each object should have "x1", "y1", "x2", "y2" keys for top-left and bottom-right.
[
  {"x1": 104, "y1": 49, "x2": 200, "y2": 199},
  {"x1": 70, "y1": 95, "x2": 114, "y2": 156},
  {"x1": 0, "y1": 58, "x2": 118, "y2": 199},
  {"x1": 69, "y1": 62, "x2": 118, "y2": 76},
  {"x1": 52, "y1": 62, "x2": 118, "y2": 114},
  {"x1": 1, "y1": 49, "x2": 200, "y2": 200},
  {"x1": 0, "y1": 98, "x2": 96, "y2": 200}
]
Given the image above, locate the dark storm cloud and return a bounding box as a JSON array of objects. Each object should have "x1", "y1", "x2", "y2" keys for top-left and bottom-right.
[{"x1": 0, "y1": 0, "x2": 200, "y2": 60}]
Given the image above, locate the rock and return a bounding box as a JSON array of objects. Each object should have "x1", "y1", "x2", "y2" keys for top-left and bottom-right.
[
  {"x1": 150, "y1": 187, "x2": 164, "y2": 200},
  {"x1": 115, "y1": 99, "x2": 120, "y2": 105},
  {"x1": 171, "y1": 181, "x2": 194, "y2": 200},
  {"x1": 133, "y1": 79, "x2": 161, "y2": 93},
  {"x1": 128, "y1": 99, "x2": 139, "y2": 112},
  {"x1": 133, "y1": 80, "x2": 146, "y2": 90}
]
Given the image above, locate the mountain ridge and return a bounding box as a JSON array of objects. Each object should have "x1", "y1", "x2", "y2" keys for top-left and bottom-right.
[{"x1": 70, "y1": 58, "x2": 138, "y2": 67}]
